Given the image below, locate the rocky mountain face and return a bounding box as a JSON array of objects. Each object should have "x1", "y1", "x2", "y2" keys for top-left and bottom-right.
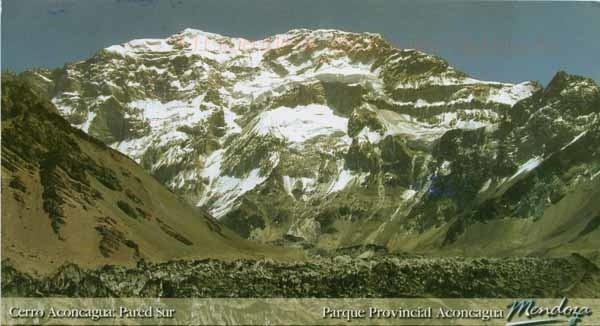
[
  {"x1": 1, "y1": 75, "x2": 297, "y2": 275},
  {"x1": 25, "y1": 29, "x2": 600, "y2": 260}
]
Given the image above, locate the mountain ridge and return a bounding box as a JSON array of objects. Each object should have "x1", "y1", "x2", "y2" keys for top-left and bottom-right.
[{"x1": 16, "y1": 28, "x2": 600, "y2": 261}]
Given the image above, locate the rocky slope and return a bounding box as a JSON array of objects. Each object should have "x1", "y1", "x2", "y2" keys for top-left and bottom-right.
[
  {"x1": 1, "y1": 75, "x2": 298, "y2": 276},
  {"x1": 3, "y1": 254, "x2": 599, "y2": 298},
  {"x1": 24, "y1": 28, "x2": 600, "y2": 259}
]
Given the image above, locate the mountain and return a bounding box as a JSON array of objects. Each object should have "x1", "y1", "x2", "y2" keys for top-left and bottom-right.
[
  {"x1": 1, "y1": 74, "x2": 298, "y2": 275},
  {"x1": 24, "y1": 28, "x2": 600, "y2": 262}
]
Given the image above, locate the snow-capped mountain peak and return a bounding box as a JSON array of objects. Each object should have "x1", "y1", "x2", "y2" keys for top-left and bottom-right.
[{"x1": 30, "y1": 28, "x2": 597, "y2": 249}]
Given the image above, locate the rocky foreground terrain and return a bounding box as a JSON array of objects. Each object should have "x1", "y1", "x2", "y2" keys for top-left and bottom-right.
[{"x1": 2, "y1": 253, "x2": 599, "y2": 298}]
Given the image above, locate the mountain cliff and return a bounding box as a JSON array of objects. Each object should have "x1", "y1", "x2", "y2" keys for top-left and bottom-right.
[{"x1": 23, "y1": 28, "x2": 600, "y2": 261}]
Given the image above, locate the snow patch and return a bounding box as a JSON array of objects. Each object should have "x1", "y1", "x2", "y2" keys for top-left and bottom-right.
[
  {"x1": 76, "y1": 111, "x2": 96, "y2": 133},
  {"x1": 561, "y1": 130, "x2": 588, "y2": 150},
  {"x1": 377, "y1": 110, "x2": 448, "y2": 143},
  {"x1": 199, "y1": 151, "x2": 279, "y2": 218},
  {"x1": 508, "y1": 156, "x2": 544, "y2": 182},
  {"x1": 201, "y1": 150, "x2": 225, "y2": 180},
  {"x1": 253, "y1": 104, "x2": 348, "y2": 143},
  {"x1": 356, "y1": 127, "x2": 383, "y2": 144},
  {"x1": 35, "y1": 72, "x2": 53, "y2": 83},
  {"x1": 487, "y1": 82, "x2": 537, "y2": 106},
  {"x1": 401, "y1": 189, "x2": 417, "y2": 200},
  {"x1": 327, "y1": 169, "x2": 355, "y2": 194},
  {"x1": 326, "y1": 163, "x2": 368, "y2": 194},
  {"x1": 478, "y1": 179, "x2": 492, "y2": 194},
  {"x1": 204, "y1": 168, "x2": 268, "y2": 218},
  {"x1": 282, "y1": 176, "x2": 317, "y2": 199}
]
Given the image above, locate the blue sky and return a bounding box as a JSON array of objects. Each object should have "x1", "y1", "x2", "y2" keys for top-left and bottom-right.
[{"x1": 2, "y1": 0, "x2": 599, "y2": 85}]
